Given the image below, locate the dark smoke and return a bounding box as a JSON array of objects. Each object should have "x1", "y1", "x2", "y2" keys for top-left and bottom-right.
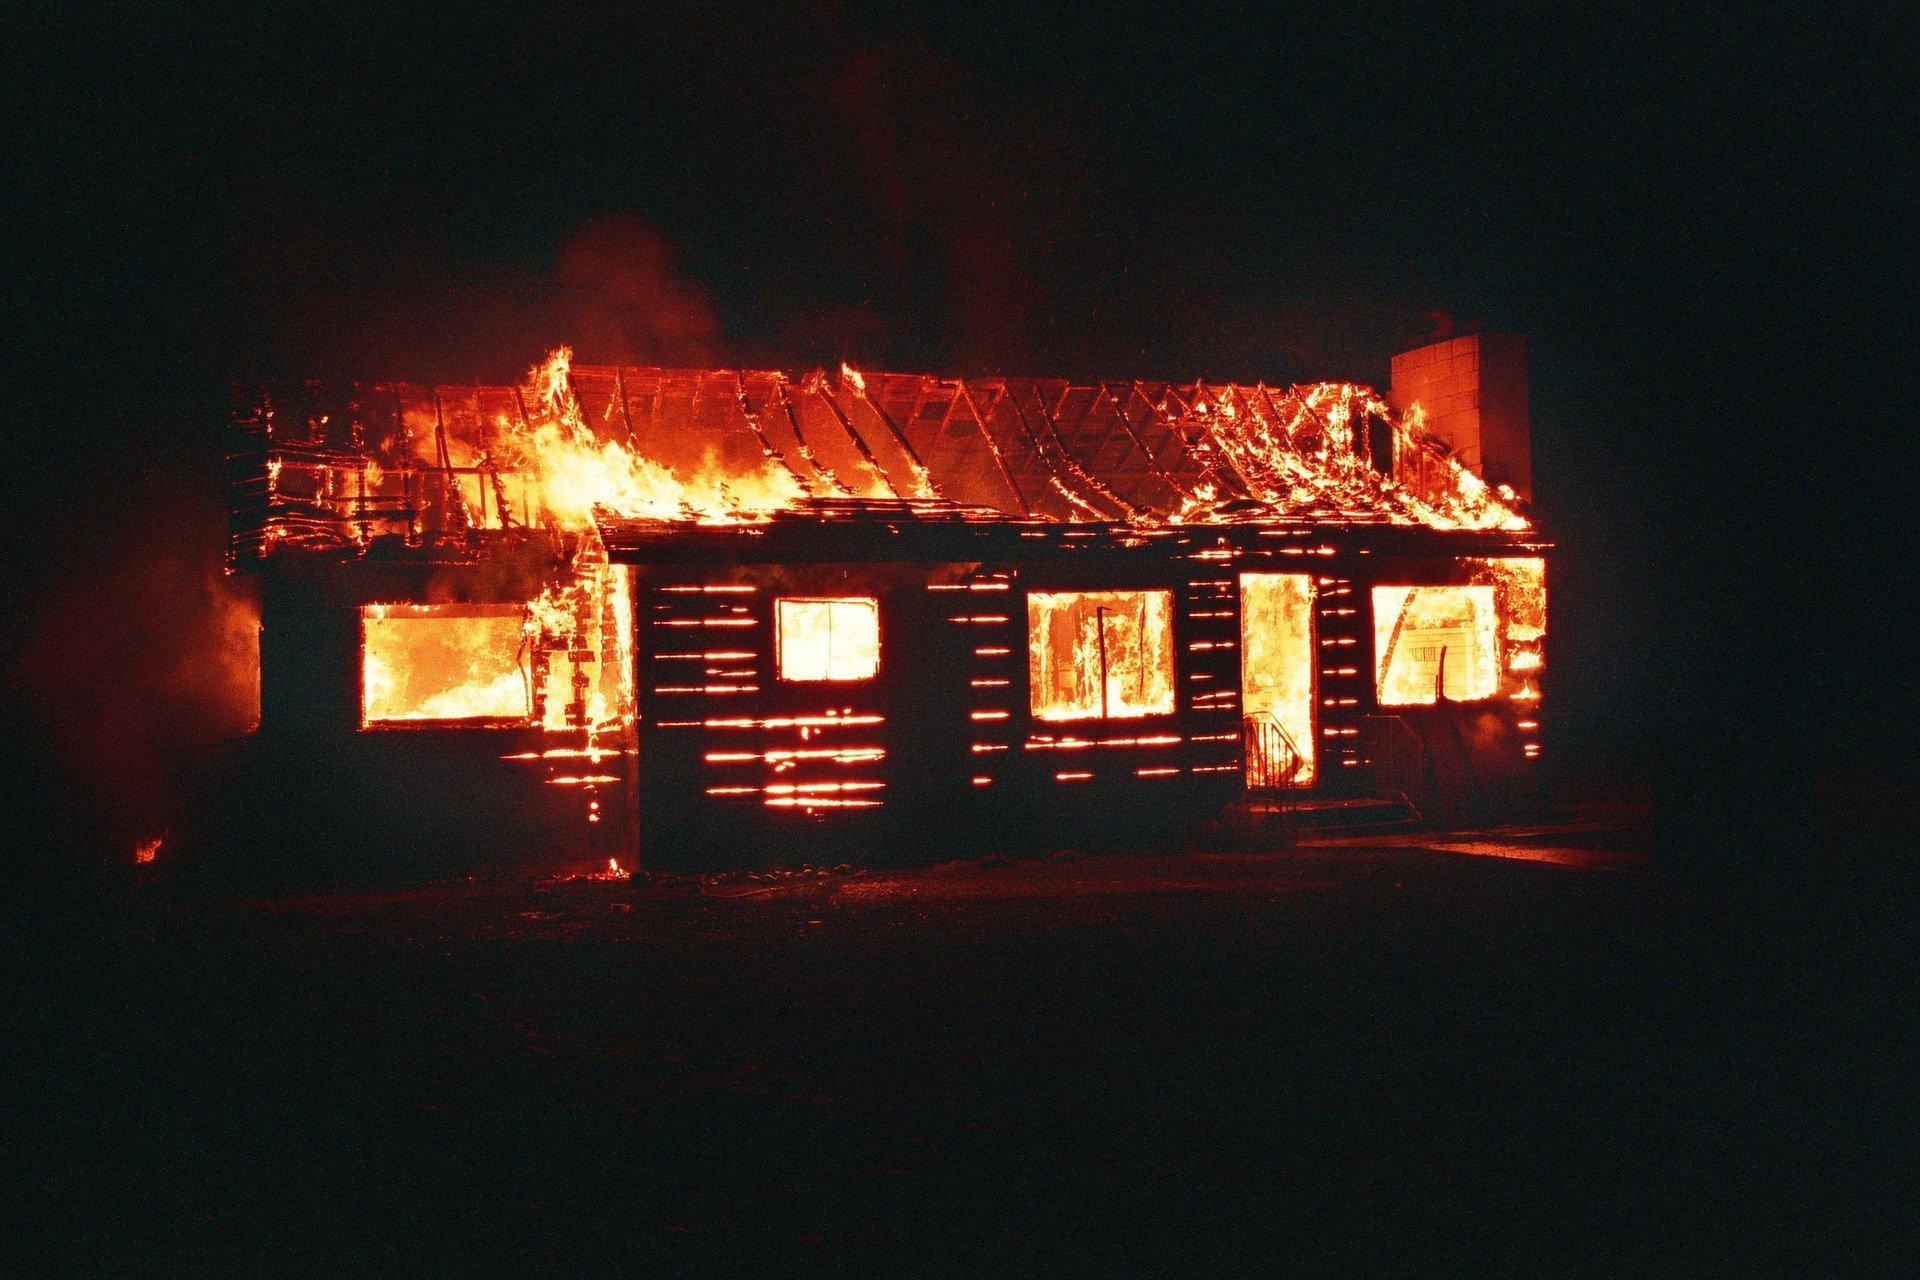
[
  {"x1": 6, "y1": 210, "x2": 731, "y2": 874},
  {"x1": 10, "y1": 484, "x2": 258, "y2": 859},
  {"x1": 555, "y1": 217, "x2": 725, "y2": 368},
  {"x1": 226, "y1": 204, "x2": 731, "y2": 384},
  {"x1": 826, "y1": 45, "x2": 1046, "y2": 372}
]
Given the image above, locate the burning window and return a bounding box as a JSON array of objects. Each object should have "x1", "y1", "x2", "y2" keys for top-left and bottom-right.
[
  {"x1": 361, "y1": 604, "x2": 529, "y2": 725},
  {"x1": 525, "y1": 562, "x2": 636, "y2": 731},
  {"x1": 1240, "y1": 573, "x2": 1316, "y2": 785},
  {"x1": 1372, "y1": 585, "x2": 1499, "y2": 705},
  {"x1": 1028, "y1": 590, "x2": 1175, "y2": 721},
  {"x1": 775, "y1": 597, "x2": 880, "y2": 682},
  {"x1": 1473, "y1": 556, "x2": 1546, "y2": 693}
]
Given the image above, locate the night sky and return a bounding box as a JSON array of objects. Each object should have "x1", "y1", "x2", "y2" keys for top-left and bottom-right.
[{"x1": 5, "y1": 4, "x2": 1910, "y2": 882}]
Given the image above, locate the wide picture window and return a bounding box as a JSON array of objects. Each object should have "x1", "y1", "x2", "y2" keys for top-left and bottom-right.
[
  {"x1": 1372, "y1": 585, "x2": 1499, "y2": 704},
  {"x1": 1027, "y1": 590, "x2": 1175, "y2": 721},
  {"x1": 361, "y1": 603, "x2": 530, "y2": 725},
  {"x1": 776, "y1": 597, "x2": 880, "y2": 682}
]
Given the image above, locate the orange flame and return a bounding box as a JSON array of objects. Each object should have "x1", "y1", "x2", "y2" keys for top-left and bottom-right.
[
  {"x1": 1028, "y1": 590, "x2": 1176, "y2": 722},
  {"x1": 1179, "y1": 384, "x2": 1528, "y2": 531},
  {"x1": 495, "y1": 347, "x2": 804, "y2": 527},
  {"x1": 1372, "y1": 585, "x2": 1501, "y2": 705}
]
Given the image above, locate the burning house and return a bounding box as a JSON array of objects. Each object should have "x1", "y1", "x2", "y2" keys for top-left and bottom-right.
[{"x1": 221, "y1": 334, "x2": 1548, "y2": 872}]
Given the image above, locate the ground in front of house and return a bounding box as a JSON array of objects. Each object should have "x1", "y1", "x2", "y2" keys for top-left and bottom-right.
[{"x1": 8, "y1": 815, "x2": 1901, "y2": 1275}]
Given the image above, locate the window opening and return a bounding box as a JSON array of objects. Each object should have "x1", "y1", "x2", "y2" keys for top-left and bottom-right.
[
  {"x1": 776, "y1": 597, "x2": 880, "y2": 682},
  {"x1": 1027, "y1": 590, "x2": 1175, "y2": 721}
]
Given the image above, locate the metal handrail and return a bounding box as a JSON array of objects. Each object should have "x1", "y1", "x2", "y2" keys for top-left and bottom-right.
[
  {"x1": 1242, "y1": 712, "x2": 1304, "y2": 791},
  {"x1": 1362, "y1": 714, "x2": 1429, "y2": 821}
]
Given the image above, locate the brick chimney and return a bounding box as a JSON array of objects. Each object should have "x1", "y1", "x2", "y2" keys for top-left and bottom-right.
[{"x1": 1388, "y1": 332, "x2": 1531, "y2": 502}]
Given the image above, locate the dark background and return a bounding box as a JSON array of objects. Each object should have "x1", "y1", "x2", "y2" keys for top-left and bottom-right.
[{"x1": 3, "y1": 2, "x2": 1912, "y2": 891}]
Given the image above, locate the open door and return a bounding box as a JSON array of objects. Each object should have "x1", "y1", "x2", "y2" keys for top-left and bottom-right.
[{"x1": 1239, "y1": 573, "x2": 1316, "y2": 789}]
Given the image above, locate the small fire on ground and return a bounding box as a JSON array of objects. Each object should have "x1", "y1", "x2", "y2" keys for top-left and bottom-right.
[{"x1": 559, "y1": 857, "x2": 631, "y2": 882}]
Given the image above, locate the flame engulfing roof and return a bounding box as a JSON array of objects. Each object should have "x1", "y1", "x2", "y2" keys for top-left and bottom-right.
[{"x1": 229, "y1": 352, "x2": 1526, "y2": 563}]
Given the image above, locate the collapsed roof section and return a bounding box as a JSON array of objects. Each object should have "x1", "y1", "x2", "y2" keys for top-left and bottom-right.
[{"x1": 228, "y1": 356, "x2": 1527, "y2": 566}]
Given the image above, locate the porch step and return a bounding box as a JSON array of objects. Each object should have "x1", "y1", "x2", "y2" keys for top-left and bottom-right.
[{"x1": 1240, "y1": 795, "x2": 1422, "y2": 831}]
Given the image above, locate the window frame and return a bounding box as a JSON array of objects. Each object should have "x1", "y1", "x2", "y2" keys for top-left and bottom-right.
[
  {"x1": 773, "y1": 595, "x2": 882, "y2": 683},
  {"x1": 358, "y1": 602, "x2": 533, "y2": 729},
  {"x1": 1370, "y1": 583, "x2": 1501, "y2": 706},
  {"x1": 1025, "y1": 588, "x2": 1177, "y2": 723}
]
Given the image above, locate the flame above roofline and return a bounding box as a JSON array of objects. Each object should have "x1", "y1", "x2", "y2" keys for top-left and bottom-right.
[{"x1": 228, "y1": 354, "x2": 1529, "y2": 567}]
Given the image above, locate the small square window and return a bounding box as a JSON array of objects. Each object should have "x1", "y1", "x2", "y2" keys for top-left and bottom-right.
[{"x1": 776, "y1": 597, "x2": 880, "y2": 682}]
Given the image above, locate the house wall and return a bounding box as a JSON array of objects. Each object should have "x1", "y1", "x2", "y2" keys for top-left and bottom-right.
[
  {"x1": 631, "y1": 555, "x2": 1241, "y2": 870},
  {"x1": 196, "y1": 559, "x2": 633, "y2": 878},
  {"x1": 204, "y1": 533, "x2": 1544, "y2": 877},
  {"x1": 626, "y1": 533, "x2": 1547, "y2": 870}
]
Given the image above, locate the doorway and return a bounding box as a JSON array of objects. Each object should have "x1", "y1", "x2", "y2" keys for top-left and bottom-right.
[{"x1": 1239, "y1": 573, "x2": 1316, "y2": 789}]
